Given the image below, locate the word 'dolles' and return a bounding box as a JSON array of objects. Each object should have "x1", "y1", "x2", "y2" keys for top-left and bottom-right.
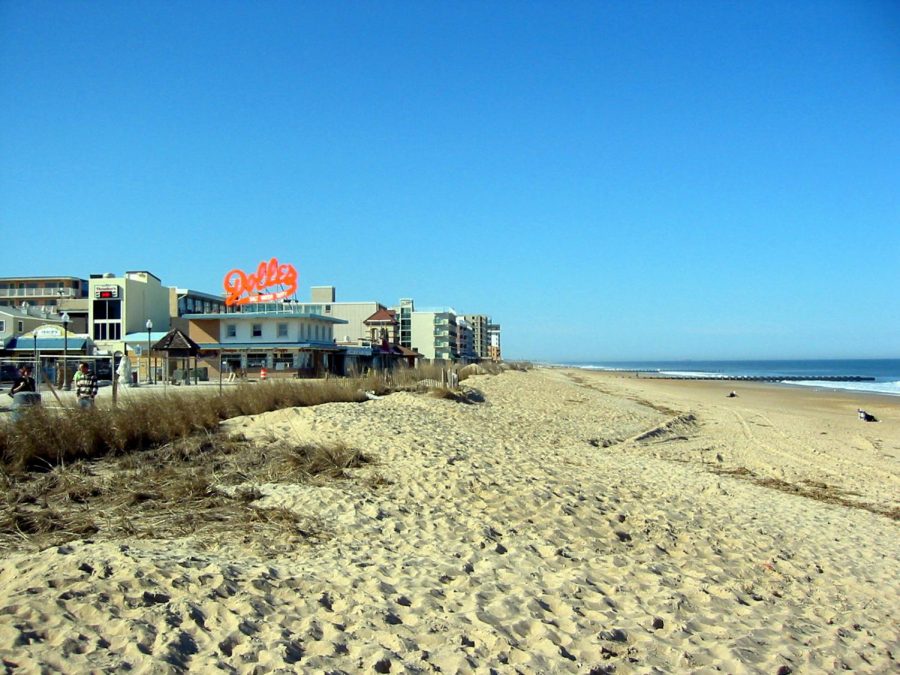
[{"x1": 223, "y1": 258, "x2": 298, "y2": 306}]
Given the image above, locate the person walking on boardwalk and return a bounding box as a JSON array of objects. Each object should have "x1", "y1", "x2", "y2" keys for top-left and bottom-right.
[{"x1": 74, "y1": 361, "x2": 98, "y2": 409}]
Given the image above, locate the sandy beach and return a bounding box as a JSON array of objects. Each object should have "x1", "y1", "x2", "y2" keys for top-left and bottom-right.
[{"x1": 1, "y1": 367, "x2": 898, "y2": 673}]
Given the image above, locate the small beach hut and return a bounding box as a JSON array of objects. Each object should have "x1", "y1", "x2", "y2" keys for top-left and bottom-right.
[{"x1": 152, "y1": 328, "x2": 202, "y2": 385}]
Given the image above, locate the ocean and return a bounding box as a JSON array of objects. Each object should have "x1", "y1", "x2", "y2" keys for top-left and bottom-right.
[{"x1": 558, "y1": 359, "x2": 900, "y2": 397}]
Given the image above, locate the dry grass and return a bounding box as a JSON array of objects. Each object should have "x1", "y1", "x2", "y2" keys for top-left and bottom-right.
[
  {"x1": 0, "y1": 433, "x2": 373, "y2": 553},
  {"x1": 710, "y1": 465, "x2": 899, "y2": 521},
  {"x1": 0, "y1": 379, "x2": 369, "y2": 473},
  {"x1": 0, "y1": 364, "x2": 505, "y2": 552}
]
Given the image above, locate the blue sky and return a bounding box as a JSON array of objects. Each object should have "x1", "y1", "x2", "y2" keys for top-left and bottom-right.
[{"x1": 1, "y1": 1, "x2": 897, "y2": 361}]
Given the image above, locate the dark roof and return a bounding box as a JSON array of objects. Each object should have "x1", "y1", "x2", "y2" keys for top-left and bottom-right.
[{"x1": 153, "y1": 329, "x2": 201, "y2": 355}]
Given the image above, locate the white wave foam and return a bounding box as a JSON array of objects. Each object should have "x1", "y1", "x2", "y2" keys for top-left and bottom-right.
[{"x1": 784, "y1": 380, "x2": 900, "y2": 397}]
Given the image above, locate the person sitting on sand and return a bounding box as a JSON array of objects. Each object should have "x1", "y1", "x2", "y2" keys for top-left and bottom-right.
[
  {"x1": 857, "y1": 408, "x2": 878, "y2": 423},
  {"x1": 727, "y1": 391, "x2": 737, "y2": 398}
]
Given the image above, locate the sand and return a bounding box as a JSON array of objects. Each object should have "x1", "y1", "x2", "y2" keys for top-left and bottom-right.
[{"x1": 1, "y1": 367, "x2": 898, "y2": 673}]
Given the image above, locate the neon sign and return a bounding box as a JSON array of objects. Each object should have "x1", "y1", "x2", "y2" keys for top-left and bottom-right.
[{"x1": 224, "y1": 257, "x2": 299, "y2": 306}]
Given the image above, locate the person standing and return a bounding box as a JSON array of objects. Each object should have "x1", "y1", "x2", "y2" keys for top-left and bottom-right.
[{"x1": 74, "y1": 361, "x2": 98, "y2": 409}]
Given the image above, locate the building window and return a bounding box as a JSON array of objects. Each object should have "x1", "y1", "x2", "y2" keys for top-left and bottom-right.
[
  {"x1": 247, "y1": 352, "x2": 267, "y2": 368},
  {"x1": 93, "y1": 299, "x2": 121, "y2": 319},
  {"x1": 93, "y1": 323, "x2": 121, "y2": 340},
  {"x1": 252, "y1": 324, "x2": 262, "y2": 338},
  {"x1": 226, "y1": 324, "x2": 236, "y2": 338},
  {"x1": 0, "y1": 320, "x2": 4, "y2": 331},
  {"x1": 17, "y1": 320, "x2": 24, "y2": 332},
  {"x1": 277, "y1": 323, "x2": 288, "y2": 338}
]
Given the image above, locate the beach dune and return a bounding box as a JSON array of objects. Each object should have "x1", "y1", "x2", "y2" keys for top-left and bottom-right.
[{"x1": 1, "y1": 368, "x2": 897, "y2": 672}]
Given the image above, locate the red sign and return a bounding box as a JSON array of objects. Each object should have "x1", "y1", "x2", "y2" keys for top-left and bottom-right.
[{"x1": 224, "y1": 257, "x2": 299, "y2": 306}]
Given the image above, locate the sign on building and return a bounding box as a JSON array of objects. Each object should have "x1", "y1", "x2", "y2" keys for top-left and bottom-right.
[
  {"x1": 223, "y1": 257, "x2": 298, "y2": 306},
  {"x1": 94, "y1": 284, "x2": 119, "y2": 299}
]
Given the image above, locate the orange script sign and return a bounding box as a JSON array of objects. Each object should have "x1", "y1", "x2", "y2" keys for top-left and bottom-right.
[{"x1": 224, "y1": 258, "x2": 299, "y2": 306}]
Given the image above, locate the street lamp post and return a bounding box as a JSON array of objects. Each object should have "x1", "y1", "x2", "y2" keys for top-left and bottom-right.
[
  {"x1": 61, "y1": 312, "x2": 70, "y2": 390},
  {"x1": 146, "y1": 319, "x2": 153, "y2": 385}
]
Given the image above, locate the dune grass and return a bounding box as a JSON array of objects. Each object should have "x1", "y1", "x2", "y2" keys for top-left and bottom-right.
[
  {"x1": 0, "y1": 378, "x2": 372, "y2": 473},
  {"x1": 0, "y1": 432, "x2": 373, "y2": 553},
  {"x1": 0, "y1": 364, "x2": 509, "y2": 552}
]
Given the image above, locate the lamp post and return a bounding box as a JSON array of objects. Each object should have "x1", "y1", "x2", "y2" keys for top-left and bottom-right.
[
  {"x1": 146, "y1": 319, "x2": 153, "y2": 385},
  {"x1": 61, "y1": 312, "x2": 70, "y2": 390}
]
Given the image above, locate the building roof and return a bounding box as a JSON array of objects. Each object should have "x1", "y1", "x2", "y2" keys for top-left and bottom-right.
[
  {"x1": 124, "y1": 332, "x2": 170, "y2": 344},
  {"x1": 195, "y1": 341, "x2": 344, "y2": 351},
  {"x1": 184, "y1": 312, "x2": 347, "y2": 324},
  {"x1": 153, "y1": 329, "x2": 201, "y2": 354},
  {"x1": 364, "y1": 308, "x2": 398, "y2": 324}
]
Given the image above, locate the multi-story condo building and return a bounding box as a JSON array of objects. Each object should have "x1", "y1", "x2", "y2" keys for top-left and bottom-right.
[
  {"x1": 410, "y1": 307, "x2": 458, "y2": 361},
  {"x1": 488, "y1": 323, "x2": 502, "y2": 362},
  {"x1": 462, "y1": 314, "x2": 491, "y2": 360},
  {"x1": 0, "y1": 276, "x2": 87, "y2": 311},
  {"x1": 397, "y1": 298, "x2": 414, "y2": 349},
  {"x1": 455, "y1": 317, "x2": 476, "y2": 362},
  {"x1": 308, "y1": 286, "x2": 387, "y2": 344}
]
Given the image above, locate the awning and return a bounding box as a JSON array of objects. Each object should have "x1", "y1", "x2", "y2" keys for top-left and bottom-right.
[{"x1": 5, "y1": 337, "x2": 89, "y2": 351}]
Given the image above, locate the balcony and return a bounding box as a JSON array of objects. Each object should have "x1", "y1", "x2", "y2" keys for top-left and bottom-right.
[{"x1": 0, "y1": 287, "x2": 78, "y2": 299}]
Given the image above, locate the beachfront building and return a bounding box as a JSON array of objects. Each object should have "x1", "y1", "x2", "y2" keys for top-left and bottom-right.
[
  {"x1": 309, "y1": 286, "x2": 386, "y2": 344},
  {"x1": 410, "y1": 307, "x2": 459, "y2": 361},
  {"x1": 397, "y1": 298, "x2": 414, "y2": 349},
  {"x1": 171, "y1": 288, "x2": 226, "y2": 324},
  {"x1": 0, "y1": 306, "x2": 52, "y2": 343},
  {"x1": 88, "y1": 271, "x2": 171, "y2": 356},
  {"x1": 463, "y1": 314, "x2": 491, "y2": 360},
  {"x1": 0, "y1": 276, "x2": 88, "y2": 311},
  {"x1": 2, "y1": 323, "x2": 93, "y2": 386},
  {"x1": 488, "y1": 323, "x2": 502, "y2": 362},
  {"x1": 183, "y1": 302, "x2": 348, "y2": 378},
  {"x1": 455, "y1": 317, "x2": 477, "y2": 363}
]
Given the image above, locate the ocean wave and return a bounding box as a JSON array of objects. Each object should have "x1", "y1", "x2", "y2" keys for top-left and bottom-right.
[
  {"x1": 574, "y1": 365, "x2": 660, "y2": 373},
  {"x1": 784, "y1": 380, "x2": 900, "y2": 397}
]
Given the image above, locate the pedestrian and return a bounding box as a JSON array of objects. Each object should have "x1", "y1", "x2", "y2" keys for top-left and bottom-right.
[
  {"x1": 9, "y1": 365, "x2": 36, "y2": 396},
  {"x1": 9, "y1": 365, "x2": 40, "y2": 421},
  {"x1": 73, "y1": 361, "x2": 98, "y2": 409}
]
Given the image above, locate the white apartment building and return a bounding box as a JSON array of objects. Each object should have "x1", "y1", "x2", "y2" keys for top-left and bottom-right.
[
  {"x1": 185, "y1": 302, "x2": 347, "y2": 376},
  {"x1": 410, "y1": 307, "x2": 458, "y2": 361},
  {"x1": 309, "y1": 286, "x2": 386, "y2": 344}
]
